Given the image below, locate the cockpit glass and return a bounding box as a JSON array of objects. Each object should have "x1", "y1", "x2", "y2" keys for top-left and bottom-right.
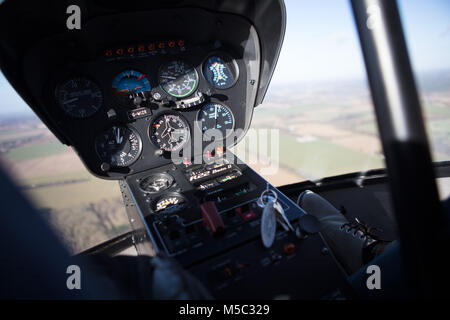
[
  {"x1": 233, "y1": 0, "x2": 450, "y2": 187},
  {"x1": 0, "y1": 0, "x2": 448, "y2": 255}
]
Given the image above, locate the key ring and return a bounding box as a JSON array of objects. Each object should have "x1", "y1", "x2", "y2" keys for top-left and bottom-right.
[{"x1": 257, "y1": 184, "x2": 278, "y2": 208}]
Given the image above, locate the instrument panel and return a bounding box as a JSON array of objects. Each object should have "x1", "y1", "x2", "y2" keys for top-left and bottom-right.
[{"x1": 23, "y1": 8, "x2": 261, "y2": 179}]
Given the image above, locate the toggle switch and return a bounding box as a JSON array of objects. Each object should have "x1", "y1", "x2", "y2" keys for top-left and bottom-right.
[{"x1": 201, "y1": 201, "x2": 225, "y2": 236}]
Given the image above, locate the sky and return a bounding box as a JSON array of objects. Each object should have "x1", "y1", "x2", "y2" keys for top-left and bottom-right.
[
  {"x1": 0, "y1": 0, "x2": 449, "y2": 115},
  {"x1": 270, "y1": 0, "x2": 450, "y2": 85}
]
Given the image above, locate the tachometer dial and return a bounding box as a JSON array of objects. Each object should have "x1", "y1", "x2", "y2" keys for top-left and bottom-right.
[
  {"x1": 197, "y1": 102, "x2": 234, "y2": 140},
  {"x1": 139, "y1": 173, "x2": 174, "y2": 194},
  {"x1": 149, "y1": 114, "x2": 190, "y2": 152},
  {"x1": 56, "y1": 77, "x2": 102, "y2": 118},
  {"x1": 95, "y1": 125, "x2": 142, "y2": 167},
  {"x1": 203, "y1": 54, "x2": 238, "y2": 89},
  {"x1": 159, "y1": 60, "x2": 198, "y2": 98},
  {"x1": 112, "y1": 70, "x2": 151, "y2": 106}
]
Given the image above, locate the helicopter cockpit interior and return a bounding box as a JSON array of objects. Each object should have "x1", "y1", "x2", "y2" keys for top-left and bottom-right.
[{"x1": 0, "y1": 0, "x2": 449, "y2": 301}]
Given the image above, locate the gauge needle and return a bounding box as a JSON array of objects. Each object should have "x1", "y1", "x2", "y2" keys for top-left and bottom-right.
[
  {"x1": 215, "y1": 106, "x2": 219, "y2": 128},
  {"x1": 161, "y1": 75, "x2": 177, "y2": 80},
  {"x1": 161, "y1": 116, "x2": 170, "y2": 138},
  {"x1": 62, "y1": 98, "x2": 79, "y2": 104},
  {"x1": 115, "y1": 127, "x2": 123, "y2": 144}
]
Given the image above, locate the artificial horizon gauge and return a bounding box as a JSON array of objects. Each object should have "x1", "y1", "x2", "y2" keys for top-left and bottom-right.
[
  {"x1": 139, "y1": 173, "x2": 174, "y2": 193},
  {"x1": 197, "y1": 102, "x2": 234, "y2": 140},
  {"x1": 149, "y1": 114, "x2": 190, "y2": 152},
  {"x1": 112, "y1": 70, "x2": 151, "y2": 106},
  {"x1": 203, "y1": 54, "x2": 239, "y2": 89},
  {"x1": 159, "y1": 60, "x2": 198, "y2": 98},
  {"x1": 56, "y1": 77, "x2": 103, "y2": 118},
  {"x1": 95, "y1": 125, "x2": 142, "y2": 167}
]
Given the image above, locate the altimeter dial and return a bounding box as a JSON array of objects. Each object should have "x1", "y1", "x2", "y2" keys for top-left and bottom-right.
[{"x1": 95, "y1": 125, "x2": 142, "y2": 167}]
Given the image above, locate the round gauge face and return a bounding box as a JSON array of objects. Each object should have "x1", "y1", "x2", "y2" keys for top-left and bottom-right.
[
  {"x1": 112, "y1": 70, "x2": 151, "y2": 106},
  {"x1": 149, "y1": 114, "x2": 190, "y2": 152},
  {"x1": 159, "y1": 60, "x2": 198, "y2": 98},
  {"x1": 203, "y1": 55, "x2": 238, "y2": 89},
  {"x1": 197, "y1": 102, "x2": 235, "y2": 140},
  {"x1": 152, "y1": 193, "x2": 187, "y2": 214},
  {"x1": 56, "y1": 78, "x2": 103, "y2": 118},
  {"x1": 139, "y1": 173, "x2": 174, "y2": 193},
  {"x1": 95, "y1": 125, "x2": 142, "y2": 167}
]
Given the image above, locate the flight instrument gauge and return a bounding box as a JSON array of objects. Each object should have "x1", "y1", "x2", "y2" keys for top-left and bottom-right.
[
  {"x1": 56, "y1": 77, "x2": 102, "y2": 118},
  {"x1": 197, "y1": 102, "x2": 234, "y2": 140},
  {"x1": 112, "y1": 70, "x2": 151, "y2": 106},
  {"x1": 149, "y1": 114, "x2": 190, "y2": 152},
  {"x1": 152, "y1": 192, "x2": 187, "y2": 214},
  {"x1": 159, "y1": 60, "x2": 198, "y2": 98},
  {"x1": 139, "y1": 173, "x2": 174, "y2": 194},
  {"x1": 203, "y1": 54, "x2": 238, "y2": 89},
  {"x1": 95, "y1": 125, "x2": 142, "y2": 167}
]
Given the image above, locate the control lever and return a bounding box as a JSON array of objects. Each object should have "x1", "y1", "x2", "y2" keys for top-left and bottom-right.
[
  {"x1": 200, "y1": 201, "x2": 225, "y2": 236},
  {"x1": 295, "y1": 214, "x2": 320, "y2": 239}
]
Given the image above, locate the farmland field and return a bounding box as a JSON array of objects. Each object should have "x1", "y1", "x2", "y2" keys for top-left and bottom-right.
[
  {"x1": 6, "y1": 140, "x2": 67, "y2": 162},
  {"x1": 0, "y1": 120, "x2": 129, "y2": 253}
]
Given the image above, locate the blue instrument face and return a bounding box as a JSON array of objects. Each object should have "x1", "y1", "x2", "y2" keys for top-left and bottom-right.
[
  {"x1": 203, "y1": 55, "x2": 237, "y2": 89},
  {"x1": 112, "y1": 70, "x2": 151, "y2": 105}
]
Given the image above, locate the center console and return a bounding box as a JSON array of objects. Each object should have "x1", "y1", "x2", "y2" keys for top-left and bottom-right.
[{"x1": 120, "y1": 152, "x2": 349, "y2": 299}]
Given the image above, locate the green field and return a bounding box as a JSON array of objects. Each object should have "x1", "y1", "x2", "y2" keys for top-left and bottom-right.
[
  {"x1": 6, "y1": 141, "x2": 67, "y2": 161},
  {"x1": 235, "y1": 131, "x2": 385, "y2": 180},
  {"x1": 356, "y1": 121, "x2": 378, "y2": 135},
  {"x1": 0, "y1": 128, "x2": 46, "y2": 142},
  {"x1": 18, "y1": 170, "x2": 92, "y2": 186},
  {"x1": 278, "y1": 133, "x2": 384, "y2": 179},
  {"x1": 423, "y1": 103, "x2": 450, "y2": 116},
  {"x1": 25, "y1": 177, "x2": 122, "y2": 210}
]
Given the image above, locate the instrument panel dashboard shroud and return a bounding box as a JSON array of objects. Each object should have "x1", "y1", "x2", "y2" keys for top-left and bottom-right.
[{"x1": 28, "y1": 9, "x2": 259, "y2": 179}]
